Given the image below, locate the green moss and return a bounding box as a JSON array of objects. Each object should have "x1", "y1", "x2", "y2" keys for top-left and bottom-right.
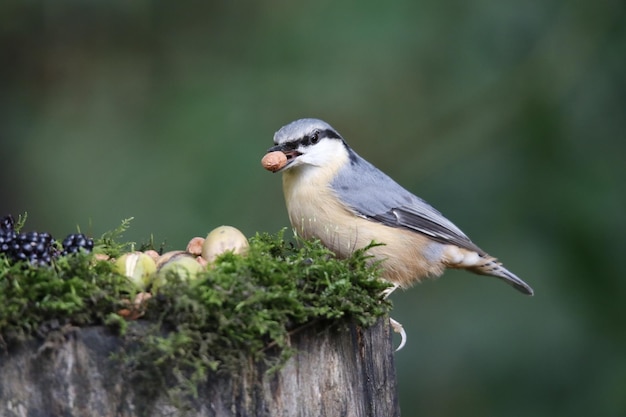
[
  {"x1": 0, "y1": 251, "x2": 133, "y2": 345},
  {"x1": 0, "y1": 221, "x2": 392, "y2": 409},
  {"x1": 146, "y1": 231, "x2": 390, "y2": 358},
  {"x1": 96, "y1": 216, "x2": 136, "y2": 258},
  {"x1": 121, "y1": 230, "x2": 392, "y2": 408}
]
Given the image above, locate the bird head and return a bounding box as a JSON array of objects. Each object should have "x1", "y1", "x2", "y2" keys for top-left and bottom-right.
[{"x1": 266, "y1": 118, "x2": 348, "y2": 173}]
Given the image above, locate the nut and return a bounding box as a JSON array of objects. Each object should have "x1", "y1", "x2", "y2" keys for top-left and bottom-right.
[
  {"x1": 196, "y1": 256, "x2": 208, "y2": 267},
  {"x1": 186, "y1": 237, "x2": 205, "y2": 256},
  {"x1": 143, "y1": 250, "x2": 160, "y2": 263},
  {"x1": 156, "y1": 250, "x2": 187, "y2": 269},
  {"x1": 118, "y1": 291, "x2": 152, "y2": 320},
  {"x1": 114, "y1": 252, "x2": 157, "y2": 290},
  {"x1": 261, "y1": 151, "x2": 288, "y2": 172},
  {"x1": 151, "y1": 251, "x2": 205, "y2": 291},
  {"x1": 94, "y1": 253, "x2": 110, "y2": 262},
  {"x1": 201, "y1": 225, "x2": 249, "y2": 263}
]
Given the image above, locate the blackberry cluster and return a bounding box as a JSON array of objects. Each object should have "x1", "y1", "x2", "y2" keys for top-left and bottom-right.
[
  {"x1": 62, "y1": 233, "x2": 95, "y2": 255},
  {"x1": 0, "y1": 215, "x2": 17, "y2": 254},
  {"x1": 8, "y1": 231, "x2": 57, "y2": 266},
  {"x1": 0, "y1": 214, "x2": 95, "y2": 266}
]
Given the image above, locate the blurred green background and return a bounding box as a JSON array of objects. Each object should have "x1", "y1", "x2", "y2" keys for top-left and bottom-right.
[{"x1": 1, "y1": 0, "x2": 624, "y2": 416}]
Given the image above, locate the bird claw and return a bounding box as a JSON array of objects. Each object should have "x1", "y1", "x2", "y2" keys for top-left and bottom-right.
[
  {"x1": 382, "y1": 283, "x2": 400, "y2": 299},
  {"x1": 382, "y1": 284, "x2": 406, "y2": 351},
  {"x1": 390, "y1": 317, "x2": 407, "y2": 351}
]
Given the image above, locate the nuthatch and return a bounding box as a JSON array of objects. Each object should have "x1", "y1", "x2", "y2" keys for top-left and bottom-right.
[{"x1": 264, "y1": 118, "x2": 534, "y2": 299}]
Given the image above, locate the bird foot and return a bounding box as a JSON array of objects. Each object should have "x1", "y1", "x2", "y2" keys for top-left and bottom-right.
[
  {"x1": 390, "y1": 317, "x2": 407, "y2": 351},
  {"x1": 382, "y1": 284, "x2": 405, "y2": 350},
  {"x1": 382, "y1": 282, "x2": 400, "y2": 299}
]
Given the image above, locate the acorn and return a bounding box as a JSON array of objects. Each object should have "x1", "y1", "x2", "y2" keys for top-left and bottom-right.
[
  {"x1": 114, "y1": 252, "x2": 157, "y2": 290},
  {"x1": 201, "y1": 226, "x2": 249, "y2": 263}
]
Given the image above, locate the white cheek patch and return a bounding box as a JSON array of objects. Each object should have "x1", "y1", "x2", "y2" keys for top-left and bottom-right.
[{"x1": 299, "y1": 140, "x2": 347, "y2": 168}]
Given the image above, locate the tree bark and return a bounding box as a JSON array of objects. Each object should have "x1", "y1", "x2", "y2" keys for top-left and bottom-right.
[{"x1": 0, "y1": 317, "x2": 399, "y2": 417}]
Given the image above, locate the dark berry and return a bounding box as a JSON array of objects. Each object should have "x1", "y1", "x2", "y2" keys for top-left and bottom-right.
[
  {"x1": 1, "y1": 215, "x2": 14, "y2": 232},
  {"x1": 8, "y1": 230, "x2": 57, "y2": 266},
  {"x1": 62, "y1": 233, "x2": 94, "y2": 255},
  {"x1": 0, "y1": 229, "x2": 16, "y2": 253}
]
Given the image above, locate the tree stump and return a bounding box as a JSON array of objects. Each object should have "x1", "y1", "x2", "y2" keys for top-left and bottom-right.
[{"x1": 0, "y1": 317, "x2": 399, "y2": 417}]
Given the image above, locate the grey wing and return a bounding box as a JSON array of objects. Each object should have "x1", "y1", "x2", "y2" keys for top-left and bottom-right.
[{"x1": 331, "y1": 152, "x2": 484, "y2": 254}]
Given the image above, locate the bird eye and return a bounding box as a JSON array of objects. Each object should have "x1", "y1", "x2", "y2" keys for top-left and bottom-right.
[{"x1": 310, "y1": 130, "x2": 320, "y2": 144}]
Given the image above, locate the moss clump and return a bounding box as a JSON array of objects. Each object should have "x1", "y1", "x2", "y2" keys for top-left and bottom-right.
[
  {"x1": 121, "y1": 230, "x2": 392, "y2": 407},
  {"x1": 0, "y1": 221, "x2": 392, "y2": 408},
  {"x1": 146, "y1": 231, "x2": 390, "y2": 359},
  {"x1": 0, "y1": 252, "x2": 133, "y2": 346}
]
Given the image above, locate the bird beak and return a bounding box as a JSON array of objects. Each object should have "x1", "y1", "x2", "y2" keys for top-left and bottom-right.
[{"x1": 266, "y1": 144, "x2": 301, "y2": 170}]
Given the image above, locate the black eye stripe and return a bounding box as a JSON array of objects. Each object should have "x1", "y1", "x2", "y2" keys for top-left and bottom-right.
[
  {"x1": 298, "y1": 128, "x2": 341, "y2": 147},
  {"x1": 322, "y1": 128, "x2": 342, "y2": 140},
  {"x1": 281, "y1": 141, "x2": 299, "y2": 151}
]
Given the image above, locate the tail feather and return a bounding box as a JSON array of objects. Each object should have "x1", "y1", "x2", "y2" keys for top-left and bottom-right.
[
  {"x1": 443, "y1": 246, "x2": 534, "y2": 295},
  {"x1": 471, "y1": 256, "x2": 534, "y2": 296}
]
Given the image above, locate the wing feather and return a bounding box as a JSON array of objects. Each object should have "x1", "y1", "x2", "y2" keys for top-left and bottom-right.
[{"x1": 331, "y1": 149, "x2": 484, "y2": 254}]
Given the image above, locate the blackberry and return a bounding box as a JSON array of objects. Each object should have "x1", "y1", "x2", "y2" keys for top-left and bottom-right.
[
  {"x1": 0, "y1": 216, "x2": 95, "y2": 266},
  {"x1": 8, "y1": 231, "x2": 58, "y2": 266},
  {"x1": 1, "y1": 214, "x2": 14, "y2": 232},
  {"x1": 62, "y1": 233, "x2": 94, "y2": 255},
  {"x1": 0, "y1": 229, "x2": 17, "y2": 253},
  {"x1": 0, "y1": 215, "x2": 16, "y2": 255}
]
